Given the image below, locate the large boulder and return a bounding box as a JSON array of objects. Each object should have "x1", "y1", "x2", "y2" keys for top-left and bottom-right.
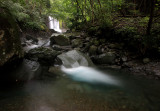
[
  {"x1": 0, "y1": 8, "x2": 23, "y2": 66},
  {"x1": 50, "y1": 34, "x2": 70, "y2": 46},
  {"x1": 58, "y1": 50, "x2": 94, "y2": 68},
  {"x1": 0, "y1": 59, "x2": 41, "y2": 82},
  {"x1": 26, "y1": 47, "x2": 61, "y2": 65},
  {"x1": 94, "y1": 52, "x2": 116, "y2": 64},
  {"x1": 14, "y1": 59, "x2": 41, "y2": 81}
]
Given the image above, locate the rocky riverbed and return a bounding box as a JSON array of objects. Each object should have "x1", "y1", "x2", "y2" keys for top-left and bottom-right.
[
  {"x1": 0, "y1": 30, "x2": 160, "y2": 111},
  {"x1": 20, "y1": 30, "x2": 160, "y2": 80}
]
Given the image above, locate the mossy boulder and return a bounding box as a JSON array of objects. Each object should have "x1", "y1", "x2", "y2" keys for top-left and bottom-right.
[
  {"x1": 50, "y1": 34, "x2": 70, "y2": 46},
  {"x1": 0, "y1": 8, "x2": 23, "y2": 66},
  {"x1": 26, "y1": 47, "x2": 61, "y2": 65},
  {"x1": 94, "y1": 52, "x2": 116, "y2": 64}
]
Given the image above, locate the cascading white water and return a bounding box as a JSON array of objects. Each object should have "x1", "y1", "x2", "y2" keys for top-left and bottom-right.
[
  {"x1": 61, "y1": 65, "x2": 120, "y2": 86},
  {"x1": 48, "y1": 16, "x2": 62, "y2": 32},
  {"x1": 58, "y1": 50, "x2": 120, "y2": 86}
]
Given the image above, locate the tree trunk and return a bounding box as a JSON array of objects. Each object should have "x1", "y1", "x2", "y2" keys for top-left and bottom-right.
[
  {"x1": 146, "y1": 0, "x2": 155, "y2": 35},
  {"x1": 89, "y1": 0, "x2": 94, "y2": 23}
]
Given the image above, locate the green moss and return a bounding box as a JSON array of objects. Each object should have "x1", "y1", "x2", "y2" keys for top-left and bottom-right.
[{"x1": 0, "y1": 8, "x2": 23, "y2": 66}]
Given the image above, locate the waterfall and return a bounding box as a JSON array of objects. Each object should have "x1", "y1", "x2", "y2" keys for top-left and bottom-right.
[{"x1": 48, "y1": 16, "x2": 62, "y2": 33}]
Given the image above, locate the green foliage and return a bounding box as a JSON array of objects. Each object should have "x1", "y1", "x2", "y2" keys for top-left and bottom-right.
[
  {"x1": 0, "y1": 0, "x2": 29, "y2": 21},
  {"x1": 0, "y1": 0, "x2": 49, "y2": 30},
  {"x1": 48, "y1": 0, "x2": 124, "y2": 30}
]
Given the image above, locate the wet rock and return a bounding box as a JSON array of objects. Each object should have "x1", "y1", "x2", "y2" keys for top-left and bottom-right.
[
  {"x1": 26, "y1": 47, "x2": 61, "y2": 65},
  {"x1": 52, "y1": 45, "x2": 72, "y2": 51},
  {"x1": 69, "y1": 35, "x2": 77, "y2": 40},
  {"x1": 66, "y1": 30, "x2": 72, "y2": 33},
  {"x1": 85, "y1": 37, "x2": 90, "y2": 41},
  {"x1": 122, "y1": 56, "x2": 128, "y2": 62},
  {"x1": 48, "y1": 66, "x2": 63, "y2": 75},
  {"x1": 49, "y1": 29, "x2": 58, "y2": 33},
  {"x1": 26, "y1": 34, "x2": 38, "y2": 44},
  {"x1": 50, "y1": 34, "x2": 70, "y2": 46},
  {"x1": 0, "y1": 59, "x2": 41, "y2": 82},
  {"x1": 94, "y1": 52, "x2": 116, "y2": 64},
  {"x1": 14, "y1": 59, "x2": 41, "y2": 81},
  {"x1": 143, "y1": 58, "x2": 150, "y2": 64},
  {"x1": 52, "y1": 45, "x2": 63, "y2": 51},
  {"x1": 122, "y1": 60, "x2": 160, "y2": 79},
  {"x1": 54, "y1": 57, "x2": 63, "y2": 66},
  {"x1": 115, "y1": 58, "x2": 121, "y2": 65},
  {"x1": 122, "y1": 61, "x2": 138, "y2": 68},
  {"x1": 97, "y1": 45, "x2": 104, "y2": 54},
  {"x1": 83, "y1": 42, "x2": 91, "y2": 52},
  {"x1": 60, "y1": 46, "x2": 72, "y2": 51},
  {"x1": 50, "y1": 36, "x2": 56, "y2": 46},
  {"x1": 71, "y1": 39, "x2": 83, "y2": 48},
  {"x1": 58, "y1": 50, "x2": 94, "y2": 68},
  {"x1": 98, "y1": 65, "x2": 121, "y2": 69},
  {"x1": 89, "y1": 45, "x2": 97, "y2": 55},
  {"x1": 108, "y1": 43, "x2": 123, "y2": 49}
]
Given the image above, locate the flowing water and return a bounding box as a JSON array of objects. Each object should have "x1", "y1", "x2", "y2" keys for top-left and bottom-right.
[
  {"x1": 48, "y1": 16, "x2": 62, "y2": 33},
  {"x1": 0, "y1": 64, "x2": 160, "y2": 111}
]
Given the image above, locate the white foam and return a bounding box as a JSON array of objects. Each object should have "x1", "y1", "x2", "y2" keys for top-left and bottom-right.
[{"x1": 61, "y1": 66, "x2": 120, "y2": 86}]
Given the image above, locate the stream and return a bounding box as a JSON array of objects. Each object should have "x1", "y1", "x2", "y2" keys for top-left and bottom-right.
[
  {"x1": 0, "y1": 65, "x2": 160, "y2": 111},
  {"x1": 0, "y1": 17, "x2": 160, "y2": 111}
]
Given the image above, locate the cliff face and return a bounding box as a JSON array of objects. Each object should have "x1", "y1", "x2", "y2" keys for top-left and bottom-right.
[{"x1": 0, "y1": 8, "x2": 23, "y2": 66}]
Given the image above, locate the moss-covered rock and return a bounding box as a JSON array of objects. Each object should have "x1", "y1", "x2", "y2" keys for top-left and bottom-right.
[
  {"x1": 0, "y1": 8, "x2": 23, "y2": 66},
  {"x1": 50, "y1": 34, "x2": 70, "y2": 46},
  {"x1": 26, "y1": 47, "x2": 61, "y2": 65},
  {"x1": 94, "y1": 52, "x2": 116, "y2": 64}
]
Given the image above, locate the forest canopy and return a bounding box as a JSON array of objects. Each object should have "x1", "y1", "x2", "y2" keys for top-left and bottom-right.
[
  {"x1": 1, "y1": 0, "x2": 160, "y2": 56},
  {"x1": 1, "y1": 0, "x2": 160, "y2": 33}
]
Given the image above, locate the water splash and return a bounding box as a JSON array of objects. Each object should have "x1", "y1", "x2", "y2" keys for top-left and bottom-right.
[
  {"x1": 61, "y1": 66, "x2": 120, "y2": 86},
  {"x1": 48, "y1": 16, "x2": 62, "y2": 33}
]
